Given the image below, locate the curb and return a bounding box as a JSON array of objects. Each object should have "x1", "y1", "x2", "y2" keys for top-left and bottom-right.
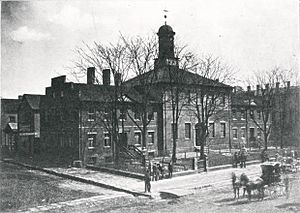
[
  {"x1": 2, "y1": 159, "x2": 151, "y2": 199},
  {"x1": 208, "y1": 160, "x2": 261, "y2": 171}
]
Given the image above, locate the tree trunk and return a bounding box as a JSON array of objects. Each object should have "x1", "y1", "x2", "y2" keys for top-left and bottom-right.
[{"x1": 264, "y1": 132, "x2": 268, "y2": 150}]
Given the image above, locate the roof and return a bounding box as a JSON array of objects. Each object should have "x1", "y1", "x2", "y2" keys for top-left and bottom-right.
[
  {"x1": 77, "y1": 84, "x2": 115, "y2": 102},
  {"x1": 124, "y1": 66, "x2": 231, "y2": 90},
  {"x1": 158, "y1": 24, "x2": 174, "y2": 35},
  {"x1": 4, "y1": 122, "x2": 18, "y2": 133},
  {"x1": 1, "y1": 99, "x2": 19, "y2": 113},
  {"x1": 23, "y1": 94, "x2": 43, "y2": 110}
]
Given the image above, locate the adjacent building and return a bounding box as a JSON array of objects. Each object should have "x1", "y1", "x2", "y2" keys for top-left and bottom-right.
[{"x1": 1, "y1": 98, "x2": 19, "y2": 154}]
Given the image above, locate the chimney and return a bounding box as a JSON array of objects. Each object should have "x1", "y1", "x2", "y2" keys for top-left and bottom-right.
[
  {"x1": 233, "y1": 86, "x2": 237, "y2": 93},
  {"x1": 103, "y1": 69, "x2": 111, "y2": 86},
  {"x1": 215, "y1": 78, "x2": 219, "y2": 82},
  {"x1": 87, "y1": 67, "x2": 95, "y2": 85},
  {"x1": 287, "y1": 81, "x2": 290, "y2": 89},
  {"x1": 265, "y1": 83, "x2": 269, "y2": 91},
  {"x1": 114, "y1": 73, "x2": 121, "y2": 86},
  {"x1": 276, "y1": 82, "x2": 280, "y2": 91},
  {"x1": 247, "y1": 86, "x2": 251, "y2": 92},
  {"x1": 18, "y1": 95, "x2": 22, "y2": 100},
  {"x1": 256, "y1": 85, "x2": 260, "y2": 96}
]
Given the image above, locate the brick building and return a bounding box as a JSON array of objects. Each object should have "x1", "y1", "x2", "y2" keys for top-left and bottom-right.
[
  {"x1": 40, "y1": 69, "x2": 160, "y2": 165},
  {"x1": 124, "y1": 24, "x2": 232, "y2": 155},
  {"x1": 271, "y1": 83, "x2": 300, "y2": 147},
  {"x1": 17, "y1": 94, "x2": 43, "y2": 156},
  {"x1": 1, "y1": 98, "x2": 19, "y2": 153}
]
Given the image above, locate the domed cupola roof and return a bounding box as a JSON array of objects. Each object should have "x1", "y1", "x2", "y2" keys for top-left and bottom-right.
[{"x1": 158, "y1": 24, "x2": 175, "y2": 35}]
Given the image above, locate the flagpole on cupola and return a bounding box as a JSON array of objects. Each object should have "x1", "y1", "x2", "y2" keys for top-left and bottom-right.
[{"x1": 163, "y1": 9, "x2": 168, "y2": 25}]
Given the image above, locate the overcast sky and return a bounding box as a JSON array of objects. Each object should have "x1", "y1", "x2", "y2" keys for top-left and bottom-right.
[{"x1": 1, "y1": 0, "x2": 299, "y2": 98}]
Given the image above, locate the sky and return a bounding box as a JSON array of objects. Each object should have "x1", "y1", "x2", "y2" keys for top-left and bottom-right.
[{"x1": 1, "y1": 0, "x2": 299, "y2": 99}]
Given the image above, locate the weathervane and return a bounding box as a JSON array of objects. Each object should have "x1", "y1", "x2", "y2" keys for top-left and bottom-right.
[{"x1": 163, "y1": 9, "x2": 168, "y2": 25}]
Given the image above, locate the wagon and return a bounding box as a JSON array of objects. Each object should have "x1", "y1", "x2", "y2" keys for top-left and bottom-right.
[{"x1": 260, "y1": 161, "x2": 281, "y2": 185}]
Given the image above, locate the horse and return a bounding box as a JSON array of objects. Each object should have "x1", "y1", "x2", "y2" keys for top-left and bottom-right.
[
  {"x1": 232, "y1": 172, "x2": 243, "y2": 199},
  {"x1": 240, "y1": 173, "x2": 266, "y2": 201}
]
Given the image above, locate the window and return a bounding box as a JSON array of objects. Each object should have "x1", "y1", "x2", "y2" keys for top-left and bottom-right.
[
  {"x1": 171, "y1": 123, "x2": 178, "y2": 139},
  {"x1": 119, "y1": 108, "x2": 127, "y2": 120},
  {"x1": 250, "y1": 110, "x2": 254, "y2": 119},
  {"x1": 88, "y1": 107, "x2": 95, "y2": 121},
  {"x1": 209, "y1": 123, "x2": 215, "y2": 137},
  {"x1": 148, "y1": 131, "x2": 154, "y2": 144},
  {"x1": 185, "y1": 123, "x2": 191, "y2": 139},
  {"x1": 88, "y1": 134, "x2": 96, "y2": 149},
  {"x1": 186, "y1": 90, "x2": 191, "y2": 103},
  {"x1": 232, "y1": 109, "x2": 237, "y2": 119},
  {"x1": 241, "y1": 110, "x2": 245, "y2": 120},
  {"x1": 134, "y1": 132, "x2": 141, "y2": 145},
  {"x1": 241, "y1": 128, "x2": 246, "y2": 138},
  {"x1": 257, "y1": 128, "x2": 261, "y2": 138},
  {"x1": 9, "y1": 116, "x2": 16, "y2": 123},
  {"x1": 220, "y1": 96, "x2": 226, "y2": 106},
  {"x1": 148, "y1": 112, "x2": 154, "y2": 121},
  {"x1": 257, "y1": 110, "x2": 261, "y2": 119},
  {"x1": 220, "y1": 123, "x2": 226, "y2": 138},
  {"x1": 104, "y1": 133, "x2": 111, "y2": 147},
  {"x1": 134, "y1": 111, "x2": 141, "y2": 120},
  {"x1": 233, "y1": 129, "x2": 238, "y2": 139}
]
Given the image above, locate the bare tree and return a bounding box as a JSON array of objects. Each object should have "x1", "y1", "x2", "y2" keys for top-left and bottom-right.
[
  {"x1": 247, "y1": 67, "x2": 293, "y2": 150},
  {"x1": 70, "y1": 40, "x2": 131, "y2": 164},
  {"x1": 189, "y1": 55, "x2": 234, "y2": 158}
]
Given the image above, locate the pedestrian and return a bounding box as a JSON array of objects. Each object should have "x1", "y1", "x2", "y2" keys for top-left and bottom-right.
[
  {"x1": 152, "y1": 163, "x2": 156, "y2": 181},
  {"x1": 158, "y1": 163, "x2": 164, "y2": 179},
  {"x1": 283, "y1": 175, "x2": 290, "y2": 199},
  {"x1": 168, "y1": 162, "x2": 173, "y2": 178},
  {"x1": 203, "y1": 154, "x2": 208, "y2": 172},
  {"x1": 233, "y1": 152, "x2": 238, "y2": 168},
  {"x1": 144, "y1": 169, "x2": 151, "y2": 193}
]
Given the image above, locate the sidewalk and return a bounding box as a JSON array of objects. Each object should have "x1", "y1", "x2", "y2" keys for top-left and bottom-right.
[{"x1": 3, "y1": 158, "x2": 262, "y2": 199}]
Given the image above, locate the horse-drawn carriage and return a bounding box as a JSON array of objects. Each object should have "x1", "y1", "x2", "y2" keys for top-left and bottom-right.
[{"x1": 232, "y1": 161, "x2": 286, "y2": 201}]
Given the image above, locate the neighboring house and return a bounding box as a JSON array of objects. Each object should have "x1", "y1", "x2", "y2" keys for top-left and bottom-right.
[
  {"x1": 1, "y1": 98, "x2": 19, "y2": 153},
  {"x1": 230, "y1": 87, "x2": 266, "y2": 149},
  {"x1": 17, "y1": 94, "x2": 43, "y2": 156},
  {"x1": 40, "y1": 68, "x2": 159, "y2": 166},
  {"x1": 271, "y1": 83, "x2": 300, "y2": 147}
]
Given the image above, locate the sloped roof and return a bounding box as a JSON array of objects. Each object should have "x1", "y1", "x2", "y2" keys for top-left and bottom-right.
[
  {"x1": 124, "y1": 67, "x2": 231, "y2": 89},
  {"x1": 1, "y1": 99, "x2": 19, "y2": 113},
  {"x1": 23, "y1": 94, "x2": 43, "y2": 110},
  {"x1": 77, "y1": 84, "x2": 115, "y2": 102},
  {"x1": 4, "y1": 122, "x2": 18, "y2": 133}
]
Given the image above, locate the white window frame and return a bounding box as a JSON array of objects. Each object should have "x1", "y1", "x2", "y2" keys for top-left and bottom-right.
[
  {"x1": 148, "y1": 131, "x2": 155, "y2": 145},
  {"x1": 241, "y1": 127, "x2": 246, "y2": 138},
  {"x1": 103, "y1": 132, "x2": 111, "y2": 148},
  {"x1": 134, "y1": 131, "x2": 142, "y2": 146},
  {"x1": 184, "y1": 123, "x2": 191, "y2": 139},
  {"x1": 232, "y1": 127, "x2": 238, "y2": 140},
  {"x1": 220, "y1": 122, "x2": 226, "y2": 138},
  {"x1": 87, "y1": 132, "x2": 96, "y2": 149}
]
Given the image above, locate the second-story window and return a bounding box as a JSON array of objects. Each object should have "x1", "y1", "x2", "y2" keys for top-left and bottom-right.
[
  {"x1": 185, "y1": 123, "x2": 191, "y2": 139},
  {"x1": 104, "y1": 133, "x2": 111, "y2": 147},
  {"x1": 9, "y1": 116, "x2": 16, "y2": 123},
  {"x1": 88, "y1": 107, "x2": 95, "y2": 121},
  {"x1": 232, "y1": 109, "x2": 237, "y2": 119},
  {"x1": 232, "y1": 128, "x2": 238, "y2": 139},
  {"x1": 220, "y1": 123, "x2": 226, "y2": 138},
  {"x1": 209, "y1": 122, "x2": 215, "y2": 137},
  {"x1": 134, "y1": 132, "x2": 141, "y2": 145},
  {"x1": 241, "y1": 110, "x2": 245, "y2": 120},
  {"x1": 119, "y1": 108, "x2": 127, "y2": 120},
  {"x1": 148, "y1": 112, "x2": 154, "y2": 121}
]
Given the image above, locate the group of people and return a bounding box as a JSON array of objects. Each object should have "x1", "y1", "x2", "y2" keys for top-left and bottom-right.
[
  {"x1": 233, "y1": 149, "x2": 248, "y2": 168},
  {"x1": 144, "y1": 161, "x2": 173, "y2": 193}
]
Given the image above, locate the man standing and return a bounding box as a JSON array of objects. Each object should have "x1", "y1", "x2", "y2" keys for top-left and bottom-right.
[
  {"x1": 168, "y1": 162, "x2": 173, "y2": 178},
  {"x1": 144, "y1": 169, "x2": 151, "y2": 193}
]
